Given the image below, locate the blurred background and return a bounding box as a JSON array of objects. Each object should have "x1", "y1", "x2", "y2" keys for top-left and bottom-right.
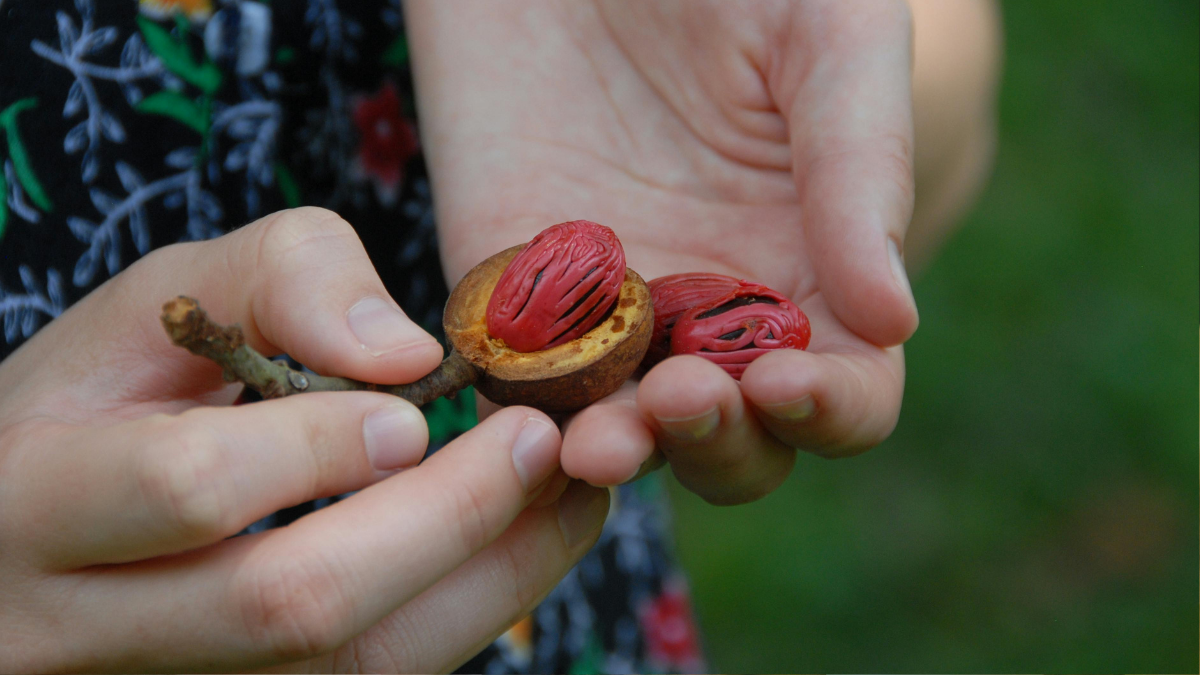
[{"x1": 668, "y1": 0, "x2": 1199, "y2": 672}]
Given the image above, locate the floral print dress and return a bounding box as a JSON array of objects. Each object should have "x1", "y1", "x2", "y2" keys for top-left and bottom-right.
[{"x1": 0, "y1": 1, "x2": 705, "y2": 673}]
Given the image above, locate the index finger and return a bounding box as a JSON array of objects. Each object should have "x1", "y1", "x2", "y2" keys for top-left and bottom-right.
[
  {"x1": 56, "y1": 407, "x2": 567, "y2": 671},
  {"x1": 1, "y1": 208, "x2": 443, "y2": 413}
]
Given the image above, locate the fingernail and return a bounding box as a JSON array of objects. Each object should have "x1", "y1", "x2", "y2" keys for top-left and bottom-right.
[
  {"x1": 758, "y1": 394, "x2": 817, "y2": 422},
  {"x1": 512, "y1": 417, "x2": 560, "y2": 492},
  {"x1": 558, "y1": 481, "x2": 609, "y2": 548},
  {"x1": 363, "y1": 403, "x2": 428, "y2": 471},
  {"x1": 888, "y1": 238, "x2": 915, "y2": 306},
  {"x1": 347, "y1": 297, "x2": 434, "y2": 357},
  {"x1": 654, "y1": 406, "x2": 721, "y2": 442}
]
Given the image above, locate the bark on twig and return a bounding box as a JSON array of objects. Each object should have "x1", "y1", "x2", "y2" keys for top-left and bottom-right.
[{"x1": 161, "y1": 296, "x2": 477, "y2": 407}]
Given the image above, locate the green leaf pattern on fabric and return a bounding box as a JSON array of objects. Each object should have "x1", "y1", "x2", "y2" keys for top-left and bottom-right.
[
  {"x1": 136, "y1": 15, "x2": 223, "y2": 94},
  {"x1": 135, "y1": 90, "x2": 208, "y2": 133},
  {"x1": 380, "y1": 35, "x2": 408, "y2": 67},
  {"x1": 273, "y1": 162, "x2": 302, "y2": 208},
  {"x1": 0, "y1": 165, "x2": 8, "y2": 241},
  {"x1": 568, "y1": 632, "x2": 608, "y2": 675},
  {"x1": 0, "y1": 98, "x2": 54, "y2": 215}
]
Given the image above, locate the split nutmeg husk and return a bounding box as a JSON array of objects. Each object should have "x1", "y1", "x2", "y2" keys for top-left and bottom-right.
[{"x1": 446, "y1": 244, "x2": 652, "y2": 413}]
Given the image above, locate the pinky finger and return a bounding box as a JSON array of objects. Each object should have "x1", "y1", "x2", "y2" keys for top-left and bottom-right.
[{"x1": 739, "y1": 345, "x2": 906, "y2": 457}]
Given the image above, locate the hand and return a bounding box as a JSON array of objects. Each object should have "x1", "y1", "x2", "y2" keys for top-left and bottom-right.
[
  {"x1": 0, "y1": 207, "x2": 609, "y2": 672},
  {"x1": 408, "y1": 0, "x2": 918, "y2": 503}
]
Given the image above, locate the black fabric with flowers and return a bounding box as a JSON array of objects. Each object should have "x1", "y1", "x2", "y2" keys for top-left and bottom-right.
[{"x1": 0, "y1": 1, "x2": 705, "y2": 672}]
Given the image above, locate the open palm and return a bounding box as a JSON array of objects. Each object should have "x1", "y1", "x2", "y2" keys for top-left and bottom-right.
[{"x1": 410, "y1": 0, "x2": 919, "y2": 503}]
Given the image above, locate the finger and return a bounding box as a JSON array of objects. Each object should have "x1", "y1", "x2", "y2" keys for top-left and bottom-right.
[
  {"x1": 637, "y1": 355, "x2": 796, "y2": 505},
  {"x1": 740, "y1": 343, "x2": 906, "y2": 458},
  {"x1": 772, "y1": 0, "x2": 919, "y2": 347},
  {"x1": 560, "y1": 380, "x2": 658, "y2": 487},
  {"x1": 8, "y1": 207, "x2": 443, "y2": 409},
  {"x1": 527, "y1": 468, "x2": 573, "y2": 510},
  {"x1": 53, "y1": 407, "x2": 563, "y2": 672},
  {"x1": 166, "y1": 207, "x2": 445, "y2": 383},
  {"x1": 15, "y1": 391, "x2": 428, "y2": 568},
  {"x1": 307, "y1": 480, "x2": 609, "y2": 674}
]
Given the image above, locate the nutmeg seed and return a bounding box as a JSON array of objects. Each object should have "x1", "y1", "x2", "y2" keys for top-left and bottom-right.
[{"x1": 485, "y1": 220, "x2": 626, "y2": 353}]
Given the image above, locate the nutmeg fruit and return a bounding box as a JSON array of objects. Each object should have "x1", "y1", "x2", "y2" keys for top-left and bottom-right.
[{"x1": 445, "y1": 243, "x2": 653, "y2": 413}]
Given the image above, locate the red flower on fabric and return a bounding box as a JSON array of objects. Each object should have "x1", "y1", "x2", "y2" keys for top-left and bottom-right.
[
  {"x1": 353, "y1": 81, "x2": 419, "y2": 205},
  {"x1": 639, "y1": 581, "x2": 705, "y2": 670}
]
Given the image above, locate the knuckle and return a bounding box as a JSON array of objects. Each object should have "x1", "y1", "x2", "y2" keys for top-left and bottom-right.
[
  {"x1": 496, "y1": 533, "x2": 541, "y2": 610},
  {"x1": 447, "y1": 478, "x2": 497, "y2": 556},
  {"x1": 349, "y1": 599, "x2": 434, "y2": 673},
  {"x1": 874, "y1": 133, "x2": 917, "y2": 209},
  {"x1": 807, "y1": 359, "x2": 904, "y2": 458},
  {"x1": 811, "y1": 407, "x2": 899, "y2": 459},
  {"x1": 0, "y1": 419, "x2": 45, "y2": 531},
  {"x1": 236, "y1": 553, "x2": 352, "y2": 661},
  {"x1": 243, "y1": 208, "x2": 370, "y2": 312},
  {"x1": 0, "y1": 574, "x2": 70, "y2": 673},
  {"x1": 118, "y1": 239, "x2": 188, "y2": 285},
  {"x1": 136, "y1": 415, "x2": 234, "y2": 540},
  {"x1": 255, "y1": 207, "x2": 358, "y2": 262},
  {"x1": 857, "y1": 368, "x2": 904, "y2": 448},
  {"x1": 0, "y1": 638, "x2": 57, "y2": 675}
]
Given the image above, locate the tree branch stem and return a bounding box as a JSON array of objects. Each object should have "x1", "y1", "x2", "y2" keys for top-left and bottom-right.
[{"x1": 160, "y1": 296, "x2": 477, "y2": 407}]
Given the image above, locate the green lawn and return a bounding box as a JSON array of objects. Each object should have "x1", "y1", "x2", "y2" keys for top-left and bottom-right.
[{"x1": 669, "y1": 1, "x2": 1200, "y2": 671}]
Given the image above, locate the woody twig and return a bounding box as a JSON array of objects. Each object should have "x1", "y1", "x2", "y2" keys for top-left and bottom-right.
[{"x1": 160, "y1": 296, "x2": 476, "y2": 406}]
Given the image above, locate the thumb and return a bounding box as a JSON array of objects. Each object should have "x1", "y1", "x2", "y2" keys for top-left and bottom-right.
[
  {"x1": 14, "y1": 207, "x2": 444, "y2": 400},
  {"x1": 773, "y1": 0, "x2": 919, "y2": 347}
]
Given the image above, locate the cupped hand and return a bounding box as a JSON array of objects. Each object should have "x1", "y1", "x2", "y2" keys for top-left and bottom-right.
[
  {"x1": 409, "y1": 0, "x2": 917, "y2": 504},
  {"x1": 0, "y1": 207, "x2": 609, "y2": 673}
]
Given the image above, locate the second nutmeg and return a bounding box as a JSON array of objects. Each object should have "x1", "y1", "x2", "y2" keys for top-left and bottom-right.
[{"x1": 641, "y1": 273, "x2": 811, "y2": 380}]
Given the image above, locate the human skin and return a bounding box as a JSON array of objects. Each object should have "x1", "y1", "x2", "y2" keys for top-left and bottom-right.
[
  {"x1": 0, "y1": 1, "x2": 1000, "y2": 670},
  {"x1": 0, "y1": 209, "x2": 610, "y2": 673},
  {"x1": 408, "y1": 0, "x2": 1001, "y2": 504}
]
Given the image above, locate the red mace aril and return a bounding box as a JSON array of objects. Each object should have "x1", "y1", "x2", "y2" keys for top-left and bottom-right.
[
  {"x1": 485, "y1": 220, "x2": 626, "y2": 352},
  {"x1": 645, "y1": 273, "x2": 745, "y2": 367},
  {"x1": 644, "y1": 273, "x2": 810, "y2": 379}
]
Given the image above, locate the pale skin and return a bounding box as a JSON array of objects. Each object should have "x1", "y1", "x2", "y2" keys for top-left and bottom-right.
[
  {"x1": 411, "y1": 0, "x2": 1001, "y2": 502},
  {"x1": 0, "y1": 1, "x2": 999, "y2": 671}
]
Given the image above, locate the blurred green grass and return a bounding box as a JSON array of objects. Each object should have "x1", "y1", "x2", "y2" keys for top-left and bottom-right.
[{"x1": 667, "y1": 1, "x2": 1199, "y2": 672}]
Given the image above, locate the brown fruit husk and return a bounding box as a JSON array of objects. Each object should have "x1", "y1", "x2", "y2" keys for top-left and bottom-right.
[{"x1": 444, "y1": 245, "x2": 653, "y2": 413}]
